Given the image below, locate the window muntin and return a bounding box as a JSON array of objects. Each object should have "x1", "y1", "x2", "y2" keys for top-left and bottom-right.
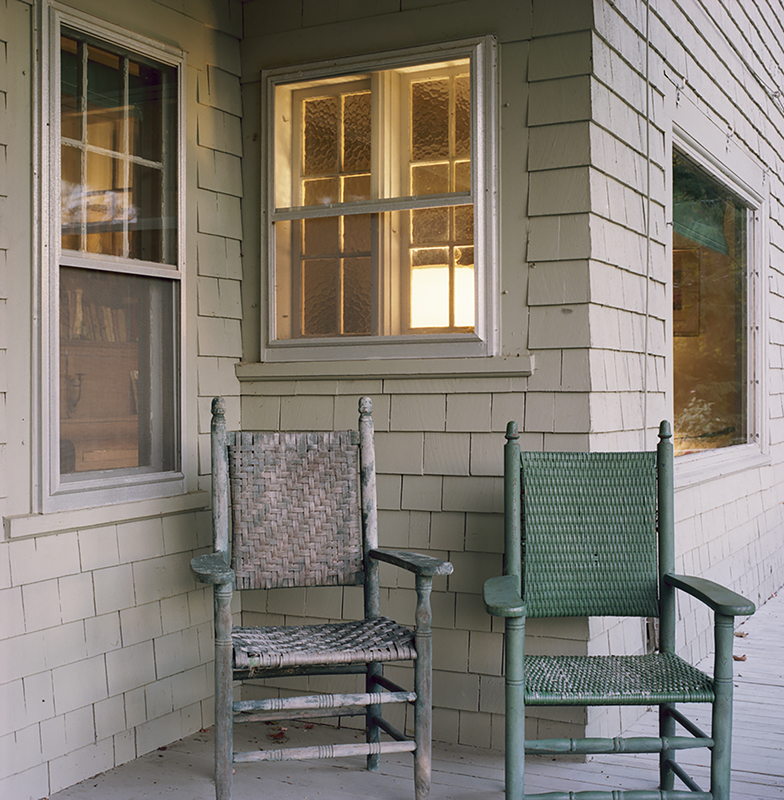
[
  {"x1": 672, "y1": 151, "x2": 749, "y2": 455},
  {"x1": 271, "y1": 55, "x2": 480, "y2": 343},
  {"x1": 52, "y1": 25, "x2": 180, "y2": 495}
]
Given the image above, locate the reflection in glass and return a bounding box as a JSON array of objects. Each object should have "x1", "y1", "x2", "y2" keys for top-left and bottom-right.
[
  {"x1": 672, "y1": 152, "x2": 748, "y2": 454},
  {"x1": 59, "y1": 267, "x2": 178, "y2": 475}
]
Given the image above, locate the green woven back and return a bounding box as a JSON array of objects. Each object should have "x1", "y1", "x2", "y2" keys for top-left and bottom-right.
[{"x1": 520, "y1": 451, "x2": 660, "y2": 618}]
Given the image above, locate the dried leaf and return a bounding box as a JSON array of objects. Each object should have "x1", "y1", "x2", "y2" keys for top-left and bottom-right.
[
  {"x1": 733, "y1": 654, "x2": 747, "y2": 662},
  {"x1": 734, "y1": 630, "x2": 748, "y2": 638},
  {"x1": 268, "y1": 730, "x2": 288, "y2": 742}
]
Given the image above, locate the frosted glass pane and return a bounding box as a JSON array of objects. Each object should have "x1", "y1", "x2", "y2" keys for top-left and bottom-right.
[
  {"x1": 411, "y1": 265, "x2": 449, "y2": 328},
  {"x1": 454, "y1": 205, "x2": 474, "y2": 244},
  {"x1": 342, "y1": 174, "x2": 370, "y2": 202},
  {"x1": 303, "y1": 216, "x2": 339, "y2": 255},
  {"x1": 411, "y1": 79, "x2": 449, "y2": 161},
  {"x1": 411, "y1": 163, "x2": 449, "y2": 196},
  {"x1": 343, "y1": 214, "x2": 372, "y2": 253},
  {"x1": 454, "y1": 160, "x2": 470, "y2": 192},
  {"x1": 303, "y1": 97, "x2": 339, "y2": 176},
  {"x1": 411, "y1": 208, "x2": 449, "y2": 245},
  {"x1": 454, "y1": 265, "x2": 475, "y2": 328},
  {"x1": 343, "y1": 257, "x2": 372, "y2": 334},
  {"x1": 455, "y1": 75, "x2": 471, "y2": 158},
  {"x1": 304, "y1": 178, "x2": 339, "y2": 206},
  {"x1": 412, "y1": 247, "x2": 449, "y2": 267},
  {"x1": 85, "y1": 151, "x2": 127, "y2": 256},
  {"x1": 342, "y1": 92, "x2": 371, "y2": 173},
  {"x1": 303, "y1": 259, "x2": 339, "y2": 335}
]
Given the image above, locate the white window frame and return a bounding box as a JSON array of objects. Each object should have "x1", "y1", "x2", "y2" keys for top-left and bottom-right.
[
  {"x1": 668, "y1": 107, "x2": 768, "y2": 485},
  {"x1": 260, "y1": 36, "x2": 499, "y2": 362},
  {"x1": 38, "y1": 3, "x2": 186, "y2": 512}
]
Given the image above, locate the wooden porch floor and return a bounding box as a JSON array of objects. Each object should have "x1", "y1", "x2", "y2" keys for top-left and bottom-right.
[{"x1": 51, "y1": 589, "x2": 783, "y2": 800}]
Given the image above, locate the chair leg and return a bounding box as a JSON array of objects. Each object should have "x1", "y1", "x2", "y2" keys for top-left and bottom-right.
[
  {"x1": 366, "y1": 661, "x2": 382, "y2": 772},
  {"x1": 214, "y1": 583, "x2": 234, "y2": 800},
  {"x1": 414, "y1": 575, "x2": 434, "y2": 800},
  {"x1": 710, "y1": 613, "x2": 736, "y2": 800},
  {"x1": 505, "y1": 616, "x2": 525, "y2": 800},
  {"x1": 659, "y1": 703, "x2": 675, "y2": 790}
]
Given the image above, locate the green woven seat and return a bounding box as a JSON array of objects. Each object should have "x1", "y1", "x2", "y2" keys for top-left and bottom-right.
[{"x1": 484, "y1": 421, "x2": 755, "y2": 800}]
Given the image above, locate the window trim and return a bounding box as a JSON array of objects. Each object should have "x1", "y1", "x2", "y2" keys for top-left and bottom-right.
[
  {"x1": 669, "y1": 119, "x2": 768, "y2": 484},
  {"x1": 38, "y1": 3, "x2": 187, "y2": 512},
  {"x1": 260, "y1": 36, "x2": 499, "y2": 362}
]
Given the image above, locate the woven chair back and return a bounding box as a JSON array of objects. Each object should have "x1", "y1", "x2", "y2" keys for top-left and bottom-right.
[
  {"x1": 228, "y1": 430, "x2": 365, "y2": 590},
  {"x1": 520, "y1": 450, "x2": 660, "y2": 618}
]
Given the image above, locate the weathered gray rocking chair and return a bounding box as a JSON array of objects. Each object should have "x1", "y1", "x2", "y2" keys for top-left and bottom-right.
[
  {"x1": 191, "y1": 396, "x2": 452, "y2": 800},
  {"x1": 483, "y1": 421, "x2": 755, "y2": 800}
]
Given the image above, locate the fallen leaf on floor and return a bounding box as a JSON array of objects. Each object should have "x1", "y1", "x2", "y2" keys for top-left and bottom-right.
[
  {"x1": 268, "y1": 730, "x2": 289, "y2": 742},
  {"x1": 733, "y1": 654, "x2": 747, "y2": 661},
  {"x1": 734, "y1": 630, "x2": 748, "y2": 638}
]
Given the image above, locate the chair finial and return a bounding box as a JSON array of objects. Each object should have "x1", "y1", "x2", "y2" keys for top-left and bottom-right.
[
  {"x1": 506, "y1": 421, "x2": 519, "y2": 441},
  {"x1": 212, "y1": 396, "x2": 226, "y2": 419},
  {"x1": 359, "y1": 396, "x2": 373, "y2": 416},
  {"x1": 658, "y1": 420, "x2": 672, "y2": 441}
]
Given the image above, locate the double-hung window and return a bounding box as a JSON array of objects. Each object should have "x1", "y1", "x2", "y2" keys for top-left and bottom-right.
[
  {"x1": 671, "y1": 150, "x2": 755, "y2": 456},
  {"x1": 45, "y1": 11, "x2": 183, "y2": 510},
  {"x1": 263, "y1": 38, "x2": 497, "y2": 360}
]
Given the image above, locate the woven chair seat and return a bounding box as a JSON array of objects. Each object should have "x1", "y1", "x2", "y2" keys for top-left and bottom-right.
[
  {"x1": 233, "y1": 617, "x2": 416, "y2": 671},
  {"x1": 524, "y1": 652, "x2": 714, "y2": 706}
]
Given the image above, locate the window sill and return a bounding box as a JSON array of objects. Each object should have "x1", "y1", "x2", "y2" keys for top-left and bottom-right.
[
  {"x1": 236, "y1": 354, "x2": 533, "y2": 382},
  {"x1": 674, "y1": 443, "x2": 770, "y2": 489},
  {"x1": 4, "y1": 490, "x2": 210, "y2": 540}
]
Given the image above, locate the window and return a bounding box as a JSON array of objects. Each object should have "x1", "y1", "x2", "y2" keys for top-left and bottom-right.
[
  {"x1": 263, "y1": 39, "x2": 497, "y2": 360},
  {"x1": 672, "y1": 151, "x2": 751, "y2": 455},
  {"x1": 44, "y1": 14, "x2": 183, "y2": 509}
]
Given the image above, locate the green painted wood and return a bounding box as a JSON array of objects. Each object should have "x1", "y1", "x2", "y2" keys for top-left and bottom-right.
[
  {"x1": 190, "y1": 553, "x2": 234, "y2": 585},
  {"x1": 370, "y1": 548, "x2": 454, "y2": 576},
  {"x1": 484, "y1": 419, "x2": 756, "y2": 800}
]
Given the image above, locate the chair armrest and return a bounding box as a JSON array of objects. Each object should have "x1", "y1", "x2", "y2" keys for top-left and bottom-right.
[
  {"x1": 483, "y1": 575, "x2": 525, "y2": 618},
  {"x1": 191, "y1": 553, "x2": 235, "y2": 586},
  {"x1": 664, "y1": 573, "x2": 755, "y2": 617},
  {"x1": 369, "y1": 548, "x2": 453, "y2": 577}
]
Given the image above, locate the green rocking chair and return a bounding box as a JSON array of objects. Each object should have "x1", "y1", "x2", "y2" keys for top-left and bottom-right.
[
  {"x1": 192, "y1": 396, "x2": 452, "y2": 800},
  {"x1": 483, "y1": 421, "x2": 755, "y2": 800}
]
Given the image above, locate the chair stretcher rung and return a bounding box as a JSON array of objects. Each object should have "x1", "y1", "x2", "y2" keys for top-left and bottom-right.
[
  {"x1": 235, "y1": 706, "x2": 366, "y2": 724},
  {"x1": 234, "y1": 739, "x2": 416, "y2": 763},
  {"x1": 524, "y1": 792, "x2": 710, "y2": 799},
  {"x1": 233, "y1": 689, "x2": 414, "y2": 715},
  {"x1": 525, "y1": 735, "x2": 712, "y2": 755}
]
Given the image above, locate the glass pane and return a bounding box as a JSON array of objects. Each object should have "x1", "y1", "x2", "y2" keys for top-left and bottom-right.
[
  {"x1": 453, "y1": 204, "x2": 474, "y2": 244},
  {"x1": 303, "y1": 96, "x2": 339, "y2": 176},
  {"x1": 454, "y1": 160, "x2": 470, "y2": 193},
  {"x1": 411, "y1": 207, "x2": 449, "y2": 244},
  {"x1": 61, "y1": 36, "x2": 82, "y2": 141},
  {"x1": 59, "y1": 266, "x2": 177, "y2": 475},
  {"x1": 86, "y1": 45, "x2": 124, "y2": 152},
  {"x1": 85, "y1": 151, "x2": 127, "y2": 256},
  {"x1": 303, "y1": 216, "x2": 339, "y2": 255},
  {"x1": 672, "y1": 153, "x2": 748, "y2": 454},
  {"x1": 303, "y1": 259, "x2": 339, "y2": 335},
  {"x1": 129, "y1": 163, "x2": 166, "y2": 262},
  {"x1": 454, "y1": 249, "x2": 475, "y2": 328},
  {"x1": 411, "y1": 264, "x2": 449, "y2": 328},
  {"x1": 342, "y1": 92, "x2": 371, "y2": 173},
  {"x1": 304, "y1": 177, "x2": 339, "y2": 206},
  {"x1": 343, "y1": 213, "x2": 372, "y2": 253},
  {"x1": 343, "y1": 257, "x2": 372, "y2": 334},
  {"x1": 455, "y1": 75, "x2": 471, "y2": 158},
  {"x1": 128, "y1": 61, "x2": 168, "y2": 162},
  {"x1": 411, "y1": 163, "x2": 449, "y2": 196},
  {"x1": 61, "y1": 144, "x2": 82, "y2": 251},
  {"x1": 341, "y1": 174, "x2": 370, "y2": 202},
  {"x1": 411, "y1": 78, "x2": 449, "y2": 161}
]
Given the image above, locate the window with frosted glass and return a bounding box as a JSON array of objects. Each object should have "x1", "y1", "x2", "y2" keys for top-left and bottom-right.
[
  {"x1": 272, "y1": 59, "x2": 474, "y2": 339},
  {"x1": 672, "y1": 152, "x2": 749, "y2": 455},
  {"x1": 58, "y1": 30, "x2": 179, "y2": 479}
]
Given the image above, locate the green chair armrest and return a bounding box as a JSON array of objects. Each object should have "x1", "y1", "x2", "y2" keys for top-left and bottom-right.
[
  {"x1": 191, "y1": 553, "x2": 235, "y2": 586},
  {"x1": 369, "y1": 548, "x2": 453, "y2": 577},
  {"x1": 483, "y1": 575, "x2": 525, "y2": 618},
  {"x1": 664, "y1": 573, "x2": 755, "y2": 617}
]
